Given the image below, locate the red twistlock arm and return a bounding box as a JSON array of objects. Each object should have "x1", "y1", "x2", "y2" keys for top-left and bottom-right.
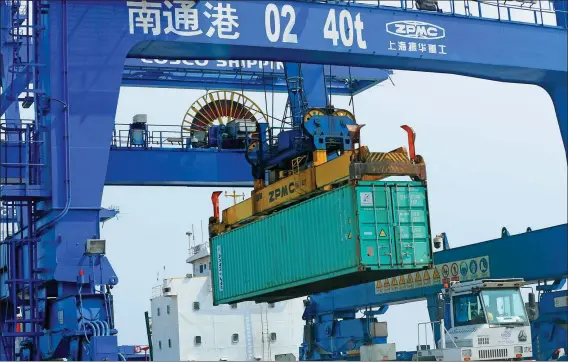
[
  {"x1": 400, "y1": 125, "x2": 416, "y2": 161},
  {"x1": 211, "y1": 191, "x2": 223, "y2": 220}
]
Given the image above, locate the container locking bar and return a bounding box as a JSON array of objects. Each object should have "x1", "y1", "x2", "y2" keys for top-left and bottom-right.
[{"x1": 349, "y1": 161, "x2": 427, "y2": 182}]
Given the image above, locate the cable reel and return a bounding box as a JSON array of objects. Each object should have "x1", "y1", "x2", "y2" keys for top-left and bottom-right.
[{"x1": 181, "y1": 91, "x2": 268, "y2": 148}]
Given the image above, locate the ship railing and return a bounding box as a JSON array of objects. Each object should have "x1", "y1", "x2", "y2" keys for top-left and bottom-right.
[
  {"x1": 189, "y1": 242, "x2": 209, "y2": 256},
  {"x1": 151, "y1": 285, "x2": 163, "y2": 298}
]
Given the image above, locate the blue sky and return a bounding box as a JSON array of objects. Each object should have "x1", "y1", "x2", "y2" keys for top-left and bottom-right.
[{"x1": 101, "y1": 70, "x2": 567, "y2": 350}]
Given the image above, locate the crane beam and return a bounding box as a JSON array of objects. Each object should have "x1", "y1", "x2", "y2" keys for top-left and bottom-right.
[
  {"x1": 121, "y1": 58, "x2": 392, "y2": 94},
  {"x1": 304, "y1": 224, "x2": 568, "y2": 316},
  {"x1": 105, "y1": 148, "x2": 253, "y2": 187},
  {"x1": 300, "y1": 224, "x2": 568, "y2": 360}
]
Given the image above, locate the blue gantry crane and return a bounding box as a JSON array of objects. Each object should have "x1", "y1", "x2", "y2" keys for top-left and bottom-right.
[{"x1": 1, "y1": 0, "x2": 567, "y2": 360}]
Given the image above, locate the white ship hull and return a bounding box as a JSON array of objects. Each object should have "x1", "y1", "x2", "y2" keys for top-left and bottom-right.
[{"x1": 150, "y1": 243, "x2": 305, "y2": 361}]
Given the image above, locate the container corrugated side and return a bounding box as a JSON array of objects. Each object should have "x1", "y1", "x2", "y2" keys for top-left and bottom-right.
[
  {"x1": 212, "y1": 185, "x2": 359, "y2": 305},
  {"x1": 211, "y1": 181, "x2": 432, "y2": 305}
]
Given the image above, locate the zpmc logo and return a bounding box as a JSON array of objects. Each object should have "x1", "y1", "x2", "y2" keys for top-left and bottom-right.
[{"x1": 386, "y1": 20, "x2": 445, "y2": 40}]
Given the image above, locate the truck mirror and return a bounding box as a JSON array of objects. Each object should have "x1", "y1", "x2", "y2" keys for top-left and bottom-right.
[
  {"x1": 526, "y1": 292, "x2": 539, "y2": 321},
  {"x1": 528, "y1": 292, "x2": 536, "y2": 308},
  {"x1": 436, "y1": 294, "x2": 445, "y2": 320}
]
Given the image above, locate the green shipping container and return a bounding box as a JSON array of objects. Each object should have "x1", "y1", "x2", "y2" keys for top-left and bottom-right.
[{"x1": 211, "y1": 181, "x2": 433, "y2": 305}]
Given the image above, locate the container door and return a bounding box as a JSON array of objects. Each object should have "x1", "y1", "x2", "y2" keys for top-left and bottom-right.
[
  {"x1": 389, "y1": 183, "x2": 430, "y2": 267},
  {"x1": 356, "y1": 184, "x2": 397, "y2": 267}
]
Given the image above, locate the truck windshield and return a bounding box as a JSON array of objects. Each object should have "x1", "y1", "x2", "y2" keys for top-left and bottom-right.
[
  {"x1": 453, "y1": 293, "x2": 487, "y2": 326},
  {"x1": 481, "y1": 288, "x2": 528, "y2": 325}
]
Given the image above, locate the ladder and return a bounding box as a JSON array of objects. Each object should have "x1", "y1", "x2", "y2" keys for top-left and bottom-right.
[
  {"x1": 260, "y1": 303, "x2": 271, "y2": 361},
  {"x1": 1, "y1": 0, "x2": 46, "y2": 359},
  {"x1": 243, "y1": 310, "x2": 254, "y2": 361}
]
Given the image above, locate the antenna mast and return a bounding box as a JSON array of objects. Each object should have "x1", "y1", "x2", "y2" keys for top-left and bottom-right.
[{"x1": 225, "y1": 189, "x2": 245, "y2": 206}]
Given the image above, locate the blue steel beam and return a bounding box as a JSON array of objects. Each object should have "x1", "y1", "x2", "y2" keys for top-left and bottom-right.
[
  {"x1": 3, "y1": 23, "x2": 392, "y2": 99},
  {"x1": 121, "y1": 3, "x2": 567, "y2": 81},
  {"x1": 3, "y1": 56, "x2": 387, "y2": 104},
  {"x1": 531, "y1": 289, "x2": 568, "y2": 360},
  {"x1": 105, "y1": 149, "x2": 253, "y2": 186},
  {"x1": 4, "y1": 51, "x2": 391, "y2": 114},
  {"x1": 122, "y1": 58, "x2": 392, "y2": 94},
  {"x1": 4, "y1": 51, "x2": 392, "y2": 98},
  {"x1": 306, "y1": 224, "x2": 568, "y2": 316}
]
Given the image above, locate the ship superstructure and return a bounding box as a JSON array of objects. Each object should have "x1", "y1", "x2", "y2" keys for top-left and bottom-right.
[{"x1": 150, "y1": 241, "x2": 305, "y2": 361}]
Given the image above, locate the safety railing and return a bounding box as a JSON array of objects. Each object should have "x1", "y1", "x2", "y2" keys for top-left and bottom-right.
[
  {"x1": 189, "y1": 242, "x2": 208, "y2": 256},
  {"x1": 417, "y1": 319, "x2": 458, "y2": 352},
  {"x1": 0, "y1": 121, "x2": 44, "y2": 186},
  {"x1": 111, "y1": 123, "x2": 253, "y2": 152},
  {"x1": 151, "y1": 285, "x2": 163, "y2": 298},
  {"x1": 306, "y1": 0, "x2": 566, "y2": 28},
  {"x1": 1, "y1": 202, "x2": 20, "y2": 241},
  {"x1": 151, "y1": 278, "x2": 182, "y2": 298},
  {"x1": 123, "y1": 64, "x2": 279, "y2": 80},
  {"x1": 112, "y1": 123, "x2": 187, "y2": 149}
]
